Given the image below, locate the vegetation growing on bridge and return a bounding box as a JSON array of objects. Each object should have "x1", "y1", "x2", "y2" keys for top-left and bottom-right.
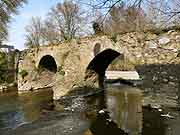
[{"x1": 19, "y1": 69, "x2": 28, "y2": 79}]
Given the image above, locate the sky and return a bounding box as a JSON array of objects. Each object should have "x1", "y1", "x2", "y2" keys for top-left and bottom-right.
[{"x1": 6, "y1": 0, "x2": 61, "y2": 50}]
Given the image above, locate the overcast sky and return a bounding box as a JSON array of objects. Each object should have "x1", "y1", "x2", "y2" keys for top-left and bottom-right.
[{"x1": 6, "y1": 0, "x2": 61, "y2": 50}]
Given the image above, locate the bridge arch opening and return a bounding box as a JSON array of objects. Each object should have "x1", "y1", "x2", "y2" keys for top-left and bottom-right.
[
  {"x1": 85, "y1": 49, "x2": 122, "y2": 87},
  {"x1": 38, "y1": 55, "x2": 57, "y2": 73}
]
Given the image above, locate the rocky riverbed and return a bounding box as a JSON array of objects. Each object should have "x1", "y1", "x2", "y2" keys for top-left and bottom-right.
[{"x1": 1, "y1": 84, "x2": 180, "y2": 135}]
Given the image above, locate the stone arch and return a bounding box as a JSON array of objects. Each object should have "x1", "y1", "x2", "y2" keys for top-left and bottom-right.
[
  {"x1": 85, "y1": 49, "x2": 122, "y2": 87},
  {"x1": 38, "y1": 55, "x2": 57, "y2": 73}
]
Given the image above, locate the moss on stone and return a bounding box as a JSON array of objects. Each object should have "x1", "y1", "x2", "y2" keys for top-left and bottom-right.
[{"x1": 19, "y1": 69, "x2": 28, "y2": 79}]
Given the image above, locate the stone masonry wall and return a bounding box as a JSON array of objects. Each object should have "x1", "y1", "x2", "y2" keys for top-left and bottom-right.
[{"x1": 18, "y1": 29, "x2": 180, "y2": 99}]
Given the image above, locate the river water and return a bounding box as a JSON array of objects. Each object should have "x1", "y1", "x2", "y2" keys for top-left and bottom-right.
[
  {"x1": 0, "y1": 89, "x2": 53, "y2": 131},
  {"x1": 0, "y1": 85, "x2": 180, "y2": 135}
]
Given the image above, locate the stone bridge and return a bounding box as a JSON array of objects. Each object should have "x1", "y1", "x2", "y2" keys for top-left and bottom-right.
[{"x1": 18, "y1": 30, "x2": 180, "y2": 99}]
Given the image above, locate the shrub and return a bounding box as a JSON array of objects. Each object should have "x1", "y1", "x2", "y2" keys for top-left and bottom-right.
[
  {"x1": 19, "y1": 69, "x2": 28, "y2": 79},
  {"x1": 57, "y1": 66, "x2": 65, "y2": 76}
]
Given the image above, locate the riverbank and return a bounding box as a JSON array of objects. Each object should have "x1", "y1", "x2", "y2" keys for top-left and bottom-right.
[{"x1": 0, "y1": 83, "x2": 17, "y2": 92}]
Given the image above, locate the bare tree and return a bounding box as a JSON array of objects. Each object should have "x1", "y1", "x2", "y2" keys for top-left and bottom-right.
[
  {"x1": 171, "y1": 0, "x2": 180, "y2": 26},
  {"x1": 24, "y1": 1, "x2": 86, "y2": 47},
  {"x1": 25, "y1": 16, "x2": 62, "y2": 47},
  {"x1": 48, "y1": 1, "x2": 85, "y2": 41},
  {"x1": 25, "y1": 17, "x2": 43, "y2": 48},
  {"x1": 0, "y1": 0, "x2": 26, "y2": 40},
  {"x1": 101, "y1": 3, "x2": 149, "y2": 34},
  {"x1": 77, "y1": 0, "x2": 180, "y2": 27},
  {"x1": 41, "y1": 19, "x2": 61, "y2": 45}
]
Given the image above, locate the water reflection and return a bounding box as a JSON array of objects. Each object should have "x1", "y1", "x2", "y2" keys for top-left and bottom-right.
[
  {"x1": 18, "y1": 89, "x2": 53, "y2": 122},
  {"x1": 0, "y1": 89, "x2": 53, "y2": 130},
  {"x1": 0, "y1": 92, "x2": 21, "y2": 129},
  {"x1": 0, "y1": 86, "x2": 178, "y2": 135},
  {"x1": 106, "y1": 86, "x2": 143, "y2": 135},
  {"x1": 105, "y1": 85, "x2": 172, "y2": 135}
]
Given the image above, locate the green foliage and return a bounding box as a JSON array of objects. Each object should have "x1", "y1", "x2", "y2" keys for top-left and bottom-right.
[
  {"x1": 57, "y1": 66, "x2": 65, "y2": 76},
  {"x1": 0, "y1": 52, "x2": 8, "y2": 83},
  {"x1": 0, "y1": 52, "x2": 7, "y2": 68},
  {"x1": 110, "y1": 34, "x2": 118, "y2": 43},
  {"x1": 0, "y1": 0, "x2": 26, "y2": 40},
  {"x1": 0, "y1": 51, "x2": 17, "y2": 84},
  {"x1": 19, "y1": 69, "x2": 28, "y2": 79}
]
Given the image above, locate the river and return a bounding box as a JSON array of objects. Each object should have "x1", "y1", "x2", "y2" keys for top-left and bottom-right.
[{"x1": 0, "y1": 84, "x2": 180, "y2": 135}]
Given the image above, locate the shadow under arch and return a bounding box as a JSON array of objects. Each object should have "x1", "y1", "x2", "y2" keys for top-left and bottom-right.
[
  {"x1": 85, "y1": 49, "x2": 121, "y2": 88},
  {"x1": 38, "y1": 55, "x2": 57, "y2": 73}
]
